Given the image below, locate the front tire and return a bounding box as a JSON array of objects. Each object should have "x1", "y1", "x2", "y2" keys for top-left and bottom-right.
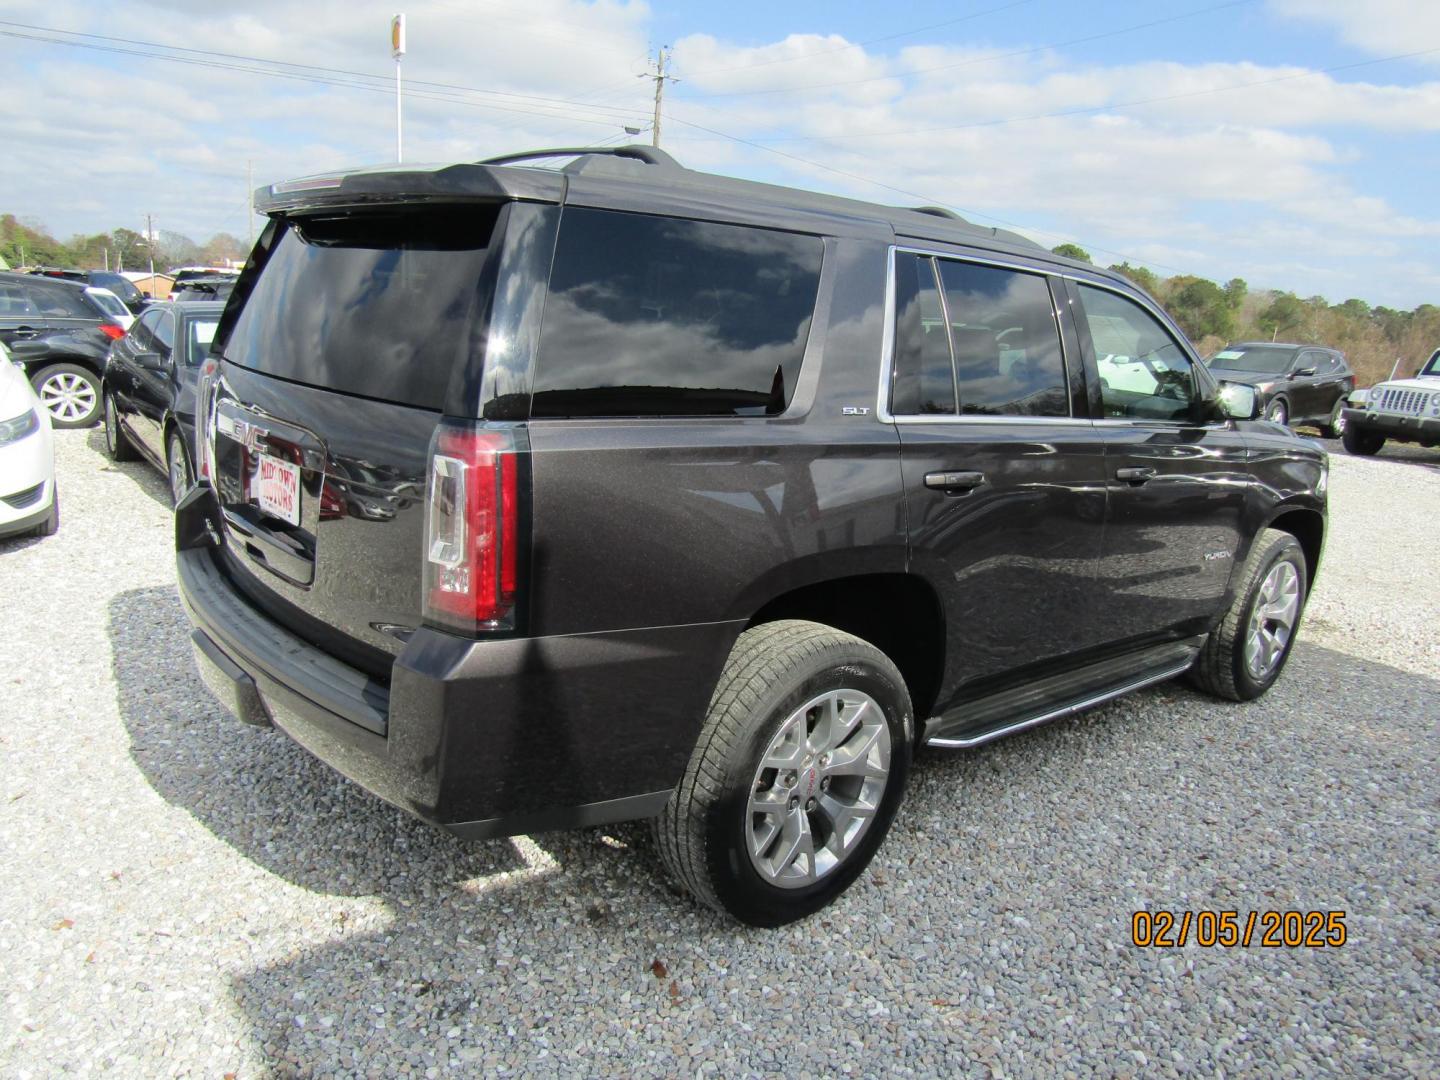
[
  {"x1": 656, "y1": 620, "x2": 913, "y2": 927},
  {"x1": 1191, "y1": 529, "x2": 1307, "y2": 702},
  {"x1": 166, "y1": 429, "x2": 193, "y2": 505},
  {"x1": 32, "y1": 363, "x2": 101, "y2": 428},
  {"x1": 29, "y1": 489, "x2": 59, "y2": 537},
  {"x1": 1342, "y1": 425, "x2": 1385, "y2": 456},
  {"x1": 1265, "y1": 397, "x2": 1290, "y2": 426},
  {"x1": 103, "y1": 392, "x2": 139, "y2": 462}
]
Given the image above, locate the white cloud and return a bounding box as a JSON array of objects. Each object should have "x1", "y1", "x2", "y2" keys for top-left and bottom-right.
[
  {"x1": 1270, "y1": 0, "x2": 1440, "y2": 61},
  {"x1": 0, "y1": 1, "x2": 1435, "y2": 304}
]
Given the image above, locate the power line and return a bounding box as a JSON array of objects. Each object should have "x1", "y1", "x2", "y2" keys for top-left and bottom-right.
[
  {"x1": 0, "y1": 19, "x2": 648, "y2": 119},
  {"x1": 0, "y1": 28, "x2": 645, "y2": 136},
  {"x1": 676, "y1": 0, "x2": 1259, "y2": 100}
]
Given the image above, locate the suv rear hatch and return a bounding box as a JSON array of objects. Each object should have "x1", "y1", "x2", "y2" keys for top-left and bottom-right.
[{"x1": 206, "y1": 204, "x2": 505, "y2": 677}]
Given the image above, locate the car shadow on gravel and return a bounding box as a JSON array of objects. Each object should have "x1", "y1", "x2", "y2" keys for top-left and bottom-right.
[
  {"x1": 108, "y1": 584, "x2": 1440, "y2": 1071},
  {"x1": 1314, "y1": 436, "x2": 1440, "y2": 473},
  {"x1": 84, "y1": 428, "x2": 175, "y2": 510}
]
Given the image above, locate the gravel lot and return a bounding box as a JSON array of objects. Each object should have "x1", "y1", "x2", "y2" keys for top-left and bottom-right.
[{"x1": 1, "y1": 429, "x2": 1436, "y2": 1077}]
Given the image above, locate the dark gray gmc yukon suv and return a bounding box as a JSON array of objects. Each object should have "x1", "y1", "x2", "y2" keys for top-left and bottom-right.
[{"x1": 177, "y1": 146, "x2": 1328, "y2": 925}]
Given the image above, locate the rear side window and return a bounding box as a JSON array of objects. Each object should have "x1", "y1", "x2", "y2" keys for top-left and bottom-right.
[
  {"x1": 891, "y1": 254, "x2": 1068, "y2": 418},
  {"x1": 222, "y1": 209, "x2": 499, "y2": 410},
  {"x1": 0, "y1": 284, "x2": 37, "y2": 316},
  {"x1": 30, "y1": 284, "x2": 97, "y2": 319},
  {"x1": 532, "y1": 209, "x2": 823, "y2": 418}
]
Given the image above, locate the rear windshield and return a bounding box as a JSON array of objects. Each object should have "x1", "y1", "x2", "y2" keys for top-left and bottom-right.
[
  {"x1": 221, "y1": 209, "x2": 499, "y2": 409},
  {"x1": 1207, "y1": 346, "x2": 1295, "y2": 374},
  {"x1": 89, "y1": 272, "x2": 142, "y2": 304}
]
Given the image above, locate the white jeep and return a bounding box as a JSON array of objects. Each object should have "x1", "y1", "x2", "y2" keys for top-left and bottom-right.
[{"x1": 1343, "y1": 349, "x2": 1440, "y2": 455}]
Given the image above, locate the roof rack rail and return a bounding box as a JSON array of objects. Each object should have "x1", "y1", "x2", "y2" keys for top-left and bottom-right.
[
  {"x1": 479, "y1": 145, "x2": 682, "y2": 169},
  {"x1": 910, "y1": 206, "x2": 962, "y2": 220}
]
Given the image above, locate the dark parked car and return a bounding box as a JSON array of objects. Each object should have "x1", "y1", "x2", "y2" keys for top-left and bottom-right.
[
  {"x1": 28, "y1": 268, "x2": 150, "y2": 314},
  {"x1": 1205, "y1": 343, "x2": 1354, "y2": 436},
  {"x1": 177, "y1": 146, "x2": 1327, "y2": 925},
  {"x1": 0, "y1": 270, "x2": 124, "y2": 427},
  {"x1": 102, "y1": 301, "x2": 224, "y2": 502}
]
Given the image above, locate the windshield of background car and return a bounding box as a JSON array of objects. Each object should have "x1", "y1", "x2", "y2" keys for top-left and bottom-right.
[
  {"x1": 1422, "y1": 350, "x2": 1440, "y2": 377},
  {"x1": 1207, "y1": 346, "x2": 1295, "y2": 374},
  {"x1": 186, "y1": 317, "x2": 219, "y2": 367},
  {"x1": 221, "y1": 208, "x2": 500, "y2": 410}
]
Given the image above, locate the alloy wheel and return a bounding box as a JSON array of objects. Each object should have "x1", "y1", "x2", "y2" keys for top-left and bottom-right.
[
  {"x1": 746, "y1": 689, "x2": 891, "y2": 888},
  {"x1": 40, "y1": 372, "x2": 96, "y2": 424},
  {"x1": 1245, "y1": 560, "x2": 1300, "y2": 680}
]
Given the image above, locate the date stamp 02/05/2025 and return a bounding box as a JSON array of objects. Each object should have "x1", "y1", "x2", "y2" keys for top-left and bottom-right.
[{"x1": 1131, "y1": 910, "x2": 1347, "y2": 948}]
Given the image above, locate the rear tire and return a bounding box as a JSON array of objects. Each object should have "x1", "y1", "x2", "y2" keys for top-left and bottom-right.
[
  {"x1": 32, "y1": 363, "x2": 101, "y2": 428},
  {"x1": 656, "y1": 619, "x2": 913, "y2": 927},
  {"x1": 1190, "y1": 529, "x2": 1307, "y2": 702},
  {"x1": 103, "y1": 392, "x2": 139, "y2": 462},
  {"x1": 1341, "y1": 425, "x2": 1385, "y2": 456}
]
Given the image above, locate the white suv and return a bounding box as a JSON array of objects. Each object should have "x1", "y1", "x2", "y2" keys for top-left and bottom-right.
[{"x1": 1343, "y1": 349, "x2": 1440, "y2": 455}]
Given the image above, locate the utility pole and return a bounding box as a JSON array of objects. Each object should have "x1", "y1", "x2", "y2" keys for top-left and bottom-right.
[
  {"x1": 642, "y1": 47, "x2": 678, "y2": 148},
  {"x1": 145, "y1": 214, "x2": 155, "y2": 281},
  {"x1": 246, "y1": 160, "x2": 255, "y2": 250}
]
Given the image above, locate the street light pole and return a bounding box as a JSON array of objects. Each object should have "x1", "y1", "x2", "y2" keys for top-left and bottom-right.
[{"x1": 391, "y1": 14, "x2": 406, "y2": 162}]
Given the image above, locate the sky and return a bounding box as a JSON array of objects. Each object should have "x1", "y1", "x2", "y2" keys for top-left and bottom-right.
[{"x1": 1, "y1": 0, "x2": 1437, "y2": 307}]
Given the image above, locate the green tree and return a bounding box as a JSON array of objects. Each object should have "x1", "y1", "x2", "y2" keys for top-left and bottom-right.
[
  {"x1": 1259, "y1": 293, "x2": 1308, "y2": 340},
  {"x1": 1223, "y1": 277, "x2": 1247, "y2": 311},
  {"x1": 0, "y1": 214, "x2": 69, "y2": 267},
  {"x1": 1165, "y1": 276, "x2": 1235, "y2": 341},
  {"x1": 1108, "y1": 262, "x2": 1160, "y2": 294},
  {"x1": 1050, "y1": 242, "x2": 1092, "y2": 263}
]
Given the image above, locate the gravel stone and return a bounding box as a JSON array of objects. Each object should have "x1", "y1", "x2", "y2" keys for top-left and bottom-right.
[{"x1": 0, "y1": 429, "x2": 1436, "y2": 1077}]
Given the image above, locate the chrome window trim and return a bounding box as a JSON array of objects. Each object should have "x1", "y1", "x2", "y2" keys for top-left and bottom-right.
[{"x1": 878, "y1": 244, "x2": 1079, "y2": 425}]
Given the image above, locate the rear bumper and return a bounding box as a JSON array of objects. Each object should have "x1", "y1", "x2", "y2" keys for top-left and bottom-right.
[
  {"x1": 1344, "y1": 408, "x2": 1440, "y2": 444},
  {"x1": 176, "y1": 487, "x2": 740, "y2": 839}
]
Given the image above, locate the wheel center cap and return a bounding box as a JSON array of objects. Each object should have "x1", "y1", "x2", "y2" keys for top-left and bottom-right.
[{"x1": 801, "y1": 766, "x2": 820, "y2": 800}]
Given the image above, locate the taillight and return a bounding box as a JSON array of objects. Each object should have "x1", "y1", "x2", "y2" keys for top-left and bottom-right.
[
  {"x1": 197, "y1": 359, "x2": 219, "y2": 482},
  {"x1": 423, "y1": 423, "x2": 521, "y2": 633},
  {"x1": 99, "y1": 323, "x2": 125, "y2": 340}
]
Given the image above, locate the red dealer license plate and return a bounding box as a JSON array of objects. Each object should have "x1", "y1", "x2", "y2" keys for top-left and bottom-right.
[{"x1": 256, "y1": 454, "x2": 301, "y2": 527}]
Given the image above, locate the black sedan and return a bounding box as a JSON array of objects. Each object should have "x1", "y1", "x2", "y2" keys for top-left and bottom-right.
[
  {"x1": 1205, "y1": 342, "x2": 1355, "y2": 437},
  {"x1": 101, "y1": 301, "x2": 224, "y2": 503}
]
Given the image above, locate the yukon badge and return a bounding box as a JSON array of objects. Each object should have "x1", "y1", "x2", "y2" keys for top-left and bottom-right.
[{"x1": 1203, "y1": 550, "x2": 1231, "y2": 562}]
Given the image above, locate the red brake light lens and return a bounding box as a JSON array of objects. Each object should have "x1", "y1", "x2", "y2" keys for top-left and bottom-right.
[
  {"x1": 99, "y1": 323, "x2": 125, "y2": 340},
  {"x1": 423, "y1": 425, "x2": 520, "y2": 632}
]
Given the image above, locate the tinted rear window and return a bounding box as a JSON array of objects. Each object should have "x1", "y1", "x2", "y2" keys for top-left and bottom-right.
[
  {"x1": 89, "y1": 273, "x2": 142, "y2": 303},
  {"x1": 532, "y1": 209, "x2": 823, "y2": 418},
  {"x1": 222, "y1": 209, "x2": 499, "y2": 409},
  {"x1": 30, "y1": 283, "x2": 99, "y2": 319}
]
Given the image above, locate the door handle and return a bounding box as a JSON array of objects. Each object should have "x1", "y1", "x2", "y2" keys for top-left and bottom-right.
[
  {"x1": 924, "y1": 470, "x2": 985, "y2": 492},
  {"x1": 1116, "y1": 467, "x2": 1157, "y2": 483}
]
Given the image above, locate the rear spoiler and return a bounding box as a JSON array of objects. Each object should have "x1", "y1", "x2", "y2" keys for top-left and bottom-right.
[{"x1": 254, "y1": 161, "x2": 566, "y2": 216}]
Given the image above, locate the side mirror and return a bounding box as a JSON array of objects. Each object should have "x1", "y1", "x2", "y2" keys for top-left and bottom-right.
[
  {"x1": 1216, "y1": 382, "x2": 1260, "y2": 420},
  {"x1": 134, "y1": 351, "x2": 166, "y2": 371},
  {"x1": 1291, "y1": 367, "x2": 1316, "y2": 378}
]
